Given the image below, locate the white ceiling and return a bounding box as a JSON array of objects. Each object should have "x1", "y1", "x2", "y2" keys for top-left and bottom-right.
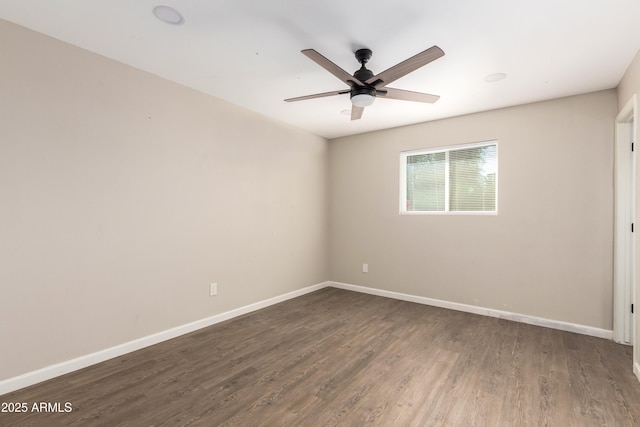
[{"x1": 1, "y1": 0, "x2": 639, "y2": 139}]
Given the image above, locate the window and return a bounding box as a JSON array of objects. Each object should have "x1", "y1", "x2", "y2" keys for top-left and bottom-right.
[{"x1": 400, "y1": 141, "x2": 497, "y2": 214}]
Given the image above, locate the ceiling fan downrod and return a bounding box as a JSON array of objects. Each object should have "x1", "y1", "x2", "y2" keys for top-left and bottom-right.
[{"x1": 353, "y1": 49, "x2": 374, "y2": 83}]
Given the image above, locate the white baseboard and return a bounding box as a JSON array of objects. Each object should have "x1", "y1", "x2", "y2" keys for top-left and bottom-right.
[
  {"x1": 1, "y1": 280, "x2": 617, "y2": 395},
  {"x1": 0, "y1": 281, "x2": 330, "y2": 396},
  {"x1": 635, "y1": 361, "x2": 640, "y2": 383},
  {"x1": 329, "y1": 281, "x2": 614, "y2": 340}
]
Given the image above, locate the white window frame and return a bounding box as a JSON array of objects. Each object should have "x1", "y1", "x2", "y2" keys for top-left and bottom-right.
[{"x1": 399, "y1": 140, "x2": 498, "y2": 215}]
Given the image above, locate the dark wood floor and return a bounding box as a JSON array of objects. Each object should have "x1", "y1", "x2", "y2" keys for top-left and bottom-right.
[{"x1": 2, "y1": 287, "x2": 640, "y2": 426}]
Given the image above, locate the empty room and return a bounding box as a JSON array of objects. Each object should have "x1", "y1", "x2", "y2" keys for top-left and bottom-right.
[{"x1": 2, "y1": 0, "x2": 640, "y2": 425}]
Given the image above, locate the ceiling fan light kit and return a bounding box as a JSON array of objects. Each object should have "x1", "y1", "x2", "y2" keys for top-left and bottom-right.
[
  {"x1": 351, "y1": 91, "x2": 376, "y2": 107},
  {"x1": 285, "y1": 46, "x2": 444, "y2": 120}
]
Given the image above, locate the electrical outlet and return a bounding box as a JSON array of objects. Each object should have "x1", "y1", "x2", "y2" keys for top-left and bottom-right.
[
  {"x1": 362, "y1": 263, "x2": 368, "y2": 273},
  {"x1": 209, "y1": 282, "x2": 218, "y2": 296}
]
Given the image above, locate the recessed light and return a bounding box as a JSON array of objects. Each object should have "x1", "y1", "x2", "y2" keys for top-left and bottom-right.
[
  {"x1": 484, "y1": 72, "x2": 507, "y2": 83},
  {"x1": 153, "y1": 6, "x2": 184, "y2": 25},
  {"x1": 340, "y1": 109, "x2": 351, "y2": 116}
]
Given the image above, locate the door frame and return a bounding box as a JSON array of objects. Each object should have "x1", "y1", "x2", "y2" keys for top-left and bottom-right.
[{"x1": 614, "y1": 94, "x2": 637, "y2": 347}]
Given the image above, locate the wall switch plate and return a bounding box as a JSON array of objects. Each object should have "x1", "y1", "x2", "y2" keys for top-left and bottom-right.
[
  {"x1": 209, "y1": 282, "x2": 218, "y2": 296},
  {"x1": 362, "y1": 263, "x2": 368, "y2": 273}
]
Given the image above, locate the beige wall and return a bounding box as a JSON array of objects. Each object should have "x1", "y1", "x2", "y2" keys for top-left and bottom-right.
[
  {"x1": 617, "y1": 49, "x2": 640, "y2": 371},
  {"x1": 0, "y1": 19, "x2": 328, "y2": 380},
  {"x1": 618, "y1": 49, "x2": 640, "y2": 112},
  {"x1": 329, "y1": 90, "x2": 616, "y2": 330}
]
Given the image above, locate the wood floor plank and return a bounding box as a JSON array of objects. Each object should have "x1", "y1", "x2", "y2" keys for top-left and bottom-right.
[{"x1": 2, "y1": 287, "x2": 640, "y2": 426}]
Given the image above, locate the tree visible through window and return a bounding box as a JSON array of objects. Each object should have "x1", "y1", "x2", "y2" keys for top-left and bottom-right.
[{"x1": 401, "y1": 142, "x2": 497, "y2": 213}]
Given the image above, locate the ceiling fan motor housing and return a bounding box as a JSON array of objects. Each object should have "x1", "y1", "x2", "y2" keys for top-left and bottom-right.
[
  {"x1": 350, "y1": 85, "x2": 376, "y2": 99},
  {"x1": 354, "y1": 67, "x2": 374, "y2": 82}
]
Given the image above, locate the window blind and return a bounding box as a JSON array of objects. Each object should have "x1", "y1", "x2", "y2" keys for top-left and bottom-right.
[{"x1": 403, "y1": 142, "x2": 497, "y2": 213}]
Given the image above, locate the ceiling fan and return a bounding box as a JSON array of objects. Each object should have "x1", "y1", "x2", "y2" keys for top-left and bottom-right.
[{"x1": 285, "y1": 46, "x2": 444, "y2": 120}]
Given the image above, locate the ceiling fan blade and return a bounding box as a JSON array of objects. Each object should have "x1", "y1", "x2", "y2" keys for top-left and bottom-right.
[
  {"x1": 302, "y1": 49, "x2": 364, "y2": 87},
  {"x1": 284, "y1": 89, "x2": 349, "y2": 102},
  {"x1": 351, "y1": 105, "x2": 364, "y2": 120},
  {"x1": 379, "y1": 87, "x2": 440, "y2": 103},
  {"x1": 366, "y1": 46, "x2": 444, "y2": 87}
]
